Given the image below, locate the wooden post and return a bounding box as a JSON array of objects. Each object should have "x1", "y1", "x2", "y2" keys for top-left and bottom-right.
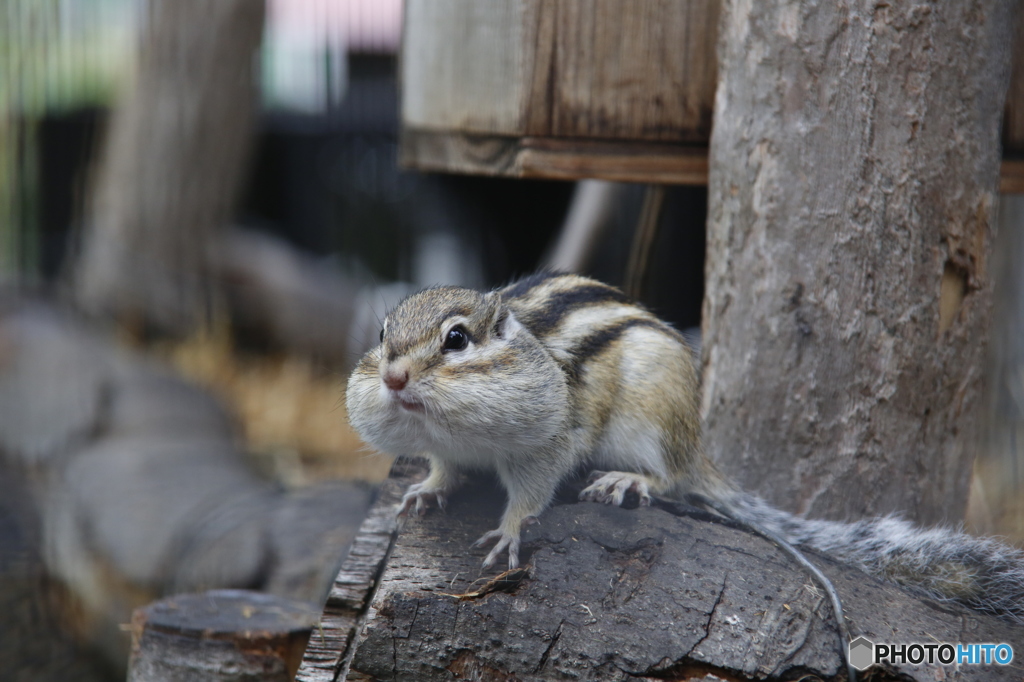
[
  {"x1": 702, "y1": 0, "x2": 1019, "y2": 525},
  {"x1": 127, "y1": 590, "x2": 318, "y2": 682}
]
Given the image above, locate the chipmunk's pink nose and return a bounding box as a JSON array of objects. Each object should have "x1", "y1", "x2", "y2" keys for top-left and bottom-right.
[{"x1": 383, "y1": 368, "x2": 408, "y2": 391}]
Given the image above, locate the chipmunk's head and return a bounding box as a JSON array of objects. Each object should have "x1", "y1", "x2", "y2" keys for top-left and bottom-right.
[{"x1": 345, "y1": 285, "x2": 567, "y2": 460}]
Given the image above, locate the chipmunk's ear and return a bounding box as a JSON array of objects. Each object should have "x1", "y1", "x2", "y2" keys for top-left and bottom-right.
[{"x1": 485, "y1": 294, "x2": 522, "y2": 340}]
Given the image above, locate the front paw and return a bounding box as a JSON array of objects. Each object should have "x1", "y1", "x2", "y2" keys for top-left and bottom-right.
[
  {"x1": 398, "y1": 481, "x2": 448, "y2": 517},
  {"x1": 473, "y1": 529, "x2": 522, "y2": 570}
]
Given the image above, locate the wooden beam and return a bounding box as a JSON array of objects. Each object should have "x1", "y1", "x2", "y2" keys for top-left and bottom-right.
[
  {"x1": 403, "y1": 129, "x2": 1024, "y2": 193},
  {"x1": 1000, "y1": 158, "x2": 1024, "y2": 194},
  {"x1": 400, "y1": 130, "x2": 709, "y2": 185}
]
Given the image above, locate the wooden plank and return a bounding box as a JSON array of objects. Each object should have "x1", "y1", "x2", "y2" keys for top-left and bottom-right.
[
  {"x1": 401, "y1": 0, "x2": 719, "y2": 142},
  {"x1": 547, "y1": 0, "x2": 718, "y2": 141},
  {"x1": 294, "y1": 458, "x2": 428, "y2": 682},
  {"x1": 400, "y1": 129, "x2": 709, "y2": 185},
  {"x1": 401, "y1": 0, "x2": 528, "y2": 136},
  {"x1": 517, "y1": 137, "x2": 708, "y2": 183}
]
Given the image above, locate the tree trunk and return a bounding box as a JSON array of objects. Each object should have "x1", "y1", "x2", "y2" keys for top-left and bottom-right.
[
  {"x1": 72, "y1": 0, "x2": 264, "y2": 335},
  {"x1": 702, "y1": 0, "x2": 1018, "y2": 526}
]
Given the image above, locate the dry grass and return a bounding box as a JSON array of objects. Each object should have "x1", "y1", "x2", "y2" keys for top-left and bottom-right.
[{"x1": 153, "y1": 324, "x2": 393, "y2": 487}]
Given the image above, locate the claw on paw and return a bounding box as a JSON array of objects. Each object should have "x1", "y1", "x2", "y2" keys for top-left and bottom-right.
[
  {"x1": 398, "y1": 482, "x2": 448, "y2": 517},
  {"x1": 475, "y1": 529, "x2": 522, "y2": 570},
  {"x1": 579, "y1": 472, "x2": 652, "y2": 507}
]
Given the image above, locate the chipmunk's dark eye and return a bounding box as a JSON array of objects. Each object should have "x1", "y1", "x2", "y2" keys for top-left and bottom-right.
[
  {"x1": 442, "y1": 326, "x2": 469, "y2": 352},
  {"x1": 379, "y1": 328, "x2": 384, "y2": 343}
]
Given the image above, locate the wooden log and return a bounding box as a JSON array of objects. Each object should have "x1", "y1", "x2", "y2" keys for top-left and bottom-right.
[
  {"x1": 127, "y1": 590, "x2": 318, "y2": 682},
  {"x1": 295, "y1": 460, "x2": 1024, "y2": 681}
]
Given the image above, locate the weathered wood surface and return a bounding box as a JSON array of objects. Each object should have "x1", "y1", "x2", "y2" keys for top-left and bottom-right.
[
  {"x1": 295, "y1": 460, "x2": 419, "y2": 682},
  {"x1": 402, "y1": 0, "x2": 719, "y2": 141},
  {"x1": 295, "y1": 460, "x2": 1024, "y2": 682},
  {"x1": 127, "y1": 590, "x2": 318, "y2": 682},
  {"x1": 400, "y1": 0, "x2": 718, "y2": 183},
  {"x1": 702, "y1": 0, "x2": 1018, "y2": 527},
  {"x1": 400, "y1": 131, "x2": 710, "y2": 185},
  {"x1": 401, "y1": 1, "x2": 1024, "y2": 185}
]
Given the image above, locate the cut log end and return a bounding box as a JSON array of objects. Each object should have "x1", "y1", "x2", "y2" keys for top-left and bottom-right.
[{"x1": 128, "y1": 589, "x2": 319, "y2": 682}]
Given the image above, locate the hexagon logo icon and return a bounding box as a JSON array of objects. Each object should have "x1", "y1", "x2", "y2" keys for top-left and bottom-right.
[{"x1": 849, "y1": 636, "x2": 875, "y2": 671}]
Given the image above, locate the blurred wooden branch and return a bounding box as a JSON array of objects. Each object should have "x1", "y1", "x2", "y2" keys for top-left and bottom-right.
[{"x1": 543, "y1": 180, "x2": 624, "y2": 273}]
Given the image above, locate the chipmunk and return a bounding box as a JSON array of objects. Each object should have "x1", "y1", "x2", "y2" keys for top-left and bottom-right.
[{"x1": 346, "y1": 272, "x2": 1024, "y2": 626}]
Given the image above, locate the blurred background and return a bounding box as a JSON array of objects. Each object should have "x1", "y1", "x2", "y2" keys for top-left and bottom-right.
[
  {"x1": 0, "y1": 1, "x2": 709, "y2": 679},
  {"x1": 2, "y1": 1, "x2": 1023, "y2": 680}
]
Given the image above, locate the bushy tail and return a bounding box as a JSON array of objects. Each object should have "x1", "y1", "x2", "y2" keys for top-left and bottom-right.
[{"x1": 724, "y1": 492, "x2": 1024, "y2": 625}]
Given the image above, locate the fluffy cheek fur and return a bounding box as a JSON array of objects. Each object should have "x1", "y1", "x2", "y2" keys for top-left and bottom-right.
[
  {"x1": 345, "y1": 352, "x2": 419, "y2": 455},
  {"x1": 345, "y1": 339, "x2": 570, "y2": 463},
  {"x1": 420, "y1": 353, "x2": 569, "y2": 460}
]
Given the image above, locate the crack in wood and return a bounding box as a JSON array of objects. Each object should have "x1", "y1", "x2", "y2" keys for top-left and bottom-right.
[
  {"x1": 690, "y1": 572, "x2": 728, "y2": 658},
  {"x1": 532, "y1": 619, "x2": 564, "y2": 675}
]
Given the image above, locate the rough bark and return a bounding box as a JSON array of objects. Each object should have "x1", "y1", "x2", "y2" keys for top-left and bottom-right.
[
  {"x1": 295, "y1": 460, "x2": 1024, "y2": 682},
  {"x1": 703, "y1": 0, "x2": 1018, "y2": 525},
  {"x1": 72, "y1": 0, "x2": 264, "y2": 335}
]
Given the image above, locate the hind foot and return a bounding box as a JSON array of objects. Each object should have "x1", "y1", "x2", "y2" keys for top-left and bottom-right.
[{"x1": 579, "y1": 471, "x2": 653, "y2": 506}]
